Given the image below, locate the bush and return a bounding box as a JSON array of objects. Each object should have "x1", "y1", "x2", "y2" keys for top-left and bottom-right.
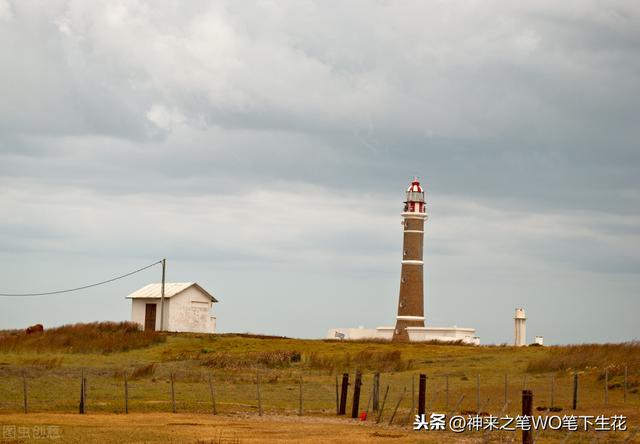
[{"x1": 0, "y1": 322, "x2": 165, "y2": 354}]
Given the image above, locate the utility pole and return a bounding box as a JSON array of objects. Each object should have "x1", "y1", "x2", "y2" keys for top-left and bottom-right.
[{"x1": 159, "y1": 258, "x2": 166, "y2": 331}]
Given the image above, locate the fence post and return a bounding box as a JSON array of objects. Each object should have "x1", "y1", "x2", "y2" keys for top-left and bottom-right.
[
  {"x1": 522, "y1": 390, "x2": 533, "y2": 444},
  {"x1": 79, "y1": 369, "x2": 85, "y2": 414},
  {"x1": 604, "y1": 368, "x2": 609, "y2": 406},
  {"x1": 504, "y1": 374, "x2": 508, "y2": 406},
  {"x1": 412, "y1": 375, "x2": 416, "y2": 413},
  {"x1": 388, "y1": 387, "x2": 406, "y2": 426},
  {"x1": 22, "y1": 371, "x2": 28, "y2": 414},
  {"x1": 208, "y1": 372, "x2": 217, "y2": 415},
  {"x1": 335, "y1": 375, "x2": 339, "y2": 415},
  {"x1": 339, "y1": 373, "x2": 349, "y2": 415},
  {"x1": 373, "y1": 372, "x2": 380, "y2": 412},
  {"x1": 572, "y1": 373, "x2": 578, "y2": 410},
  {"x1": 418, "y1": 374, "x2": 426, "y2": 416},
  {"x1": 550, "y1": 374, "x2": 554, "y2": 409},
  {"x1": 170, "y1": 371, "x2": 176, "y2": 413},
  {"x1": 256, "y1": 370, "x2": 262, "y2": 416},
  {"x1": 124, "y1": 372, "x2": 129, "y2": 414},
  {"x1": 624, "y1": 365, "x2": 628, "y2": 403},
  {"x1": 523, "y1": 374, "x2": 528, "y2": 390},
  {"x1": 476, "y1": 374, "x2": 480, "y2": 413},
  {"x1": 83, "y1": 372, "x2": 87, "y2": 413},
  {"x1": 376, "y1": 385, "x2": 390, "y2": 424},
  {"x1": 298, "y1": 375, "x2": 303, "y2": 416},
  {"x1": 351, "y1": 370, "x2": 362, "y2": 419},
  {"x1": 445, "y1": 375, "x2": 449, "y2": 411}
]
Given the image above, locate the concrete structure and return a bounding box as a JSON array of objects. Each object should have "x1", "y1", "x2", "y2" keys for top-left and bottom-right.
[
  {"x1": 127, "y1": 282, "x2": 218, "y2": 333},
  {"x1": 327, "y1": 326, "x2": 479, "y2": 344},
  {"x1": 393, "y1": 178, "x2": 427, "y2": 341},
  {"x1": 327, "y1": 178, "x2": 478, "y2": 344},
  {"x1": 534, "y1": 336, "x2": 544, "y2": 346},
  {"x1": 514, "y1": 308, "x2": 526, "y2": 346},
  {"x1": 328, "y1": 327, "x2": 394, "y2": 341}
]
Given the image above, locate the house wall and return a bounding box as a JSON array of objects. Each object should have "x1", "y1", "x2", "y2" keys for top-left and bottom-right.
[
  {"x1": 131, "y1": 298, "x2": 170, "y2": 331},
  {"x1": 167, "y1": 287, "x2": 216, "y2": 333}
]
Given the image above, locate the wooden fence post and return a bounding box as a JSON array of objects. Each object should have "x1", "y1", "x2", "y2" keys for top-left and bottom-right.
[
  {"x1": 445, "y1": 375, "x2": 449, "y2": 410},
  {"x1": 208, "y1": 372, "x2": 217, "y2": 415},
  {"x1": 418, "y1": 374, "x2": 426, "y2": 416},
  {"x1": 388, "y1": 387, "x2": 406, "y2": 426},
  {"x1": 22, "y1": 371, "x2": 28, "y2": 414},
  {"x1": 550, "y1": 374, "x2": 554, "y2": 409},
  {"x1": 604, "y1": 368, "x2": 609, "y2": 406},
  {"x1": 335, "y1": 375, "x2": 339, "y2": 415},
  {"x1": 339, "y1": 373, "x2": 349, "y2": 415},
  {"x1": 351, "y1": 370, "x2": 362, "y2": 418},
  {"x1": 476, "y1": 374, "x2": 480, "y2": 413},
  {"x1": 522, "y1": 390, "x2": 533, "y2": 444},
  {"x1": 298, "y1": 375, "x2": 303, "y2": 416},
  {"x1": 624, "y1": 365, "x2": 628, "y2": 403},
  {"x1": 376, "y1": 385, "x2": 389, "y2": 424},
  {"x1": 79, "y1": 369, "x2": 85, "y2": 414},
  {"x1": 83, "y1": 373, "x2": 88, "y2": 413},
  {"x1": 572, "y1": 373, "x2": 578, "y2": 410},
  {"x1": 373, "y1": 372, "x2": 380, "y2": 412},
  {"x1": 504, "y1": 374, "x2": 508, "y2": 406},
  {"x1": 124, "y1": 372, "x2": 129, "y2": 414},
  {"x1": 170, "y1": 372, "x2": 176, "y2": 413},
  {"x1": 256, "y1": 370, "x2": 262, "y2": 416},
  {"x1": 412, "y1": 375, "x2": 416, "y2": 413}
]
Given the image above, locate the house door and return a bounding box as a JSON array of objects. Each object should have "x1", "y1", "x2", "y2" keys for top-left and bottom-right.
[{"x1": 144, "y1": 304, "x2": 157, "y2": 331}]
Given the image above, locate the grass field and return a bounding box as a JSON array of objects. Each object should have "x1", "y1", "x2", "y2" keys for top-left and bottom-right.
[{"x1": 0, "y1": 324, "x2": 638, "y2": 443}]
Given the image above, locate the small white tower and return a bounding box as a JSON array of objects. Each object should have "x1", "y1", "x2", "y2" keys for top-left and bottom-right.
[{"x1": 514, "y1": 308, "x2": 527, "y2": 346}]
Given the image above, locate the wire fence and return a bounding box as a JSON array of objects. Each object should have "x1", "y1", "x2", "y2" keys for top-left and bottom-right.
[{"x1": 0, "y1": 366, "x2": 636, "y2": 421}]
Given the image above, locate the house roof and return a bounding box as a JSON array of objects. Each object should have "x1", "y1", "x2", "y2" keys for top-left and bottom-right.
[{"x1": 126, "y1": 282, "x2": 218, "y2": 302}]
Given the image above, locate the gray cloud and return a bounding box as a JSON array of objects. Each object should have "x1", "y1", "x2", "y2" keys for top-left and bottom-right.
[{"x1": 0, "y1": 0, "x2": 638, "y2": 343}]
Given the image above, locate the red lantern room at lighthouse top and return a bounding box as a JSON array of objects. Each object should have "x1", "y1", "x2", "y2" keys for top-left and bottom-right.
[{"x1": 404, "y1": 178, "x2": 426, "y2": 214}]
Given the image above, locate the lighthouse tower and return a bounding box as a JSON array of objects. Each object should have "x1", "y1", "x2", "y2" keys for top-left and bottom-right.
[{"x1": 393, "y1": 178, "x2": 427, "y2": 342}]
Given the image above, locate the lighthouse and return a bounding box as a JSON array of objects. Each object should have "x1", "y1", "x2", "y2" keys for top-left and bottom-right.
[
  {"x1": 326, "y1": 177, "x2": 479, "y2": 344},
  {"x1": 393, "y1": 178, "x2": 427, "y2": 342}
]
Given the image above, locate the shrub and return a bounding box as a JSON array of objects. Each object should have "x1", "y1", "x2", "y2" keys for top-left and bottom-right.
[{"x1": 0, "y1": 322, "x2": 165, "y2": 354}]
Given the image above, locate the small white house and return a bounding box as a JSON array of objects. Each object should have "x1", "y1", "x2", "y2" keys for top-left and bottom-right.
[{"x1": 126, "y1": 282, "x2": 218, "y2": 333}]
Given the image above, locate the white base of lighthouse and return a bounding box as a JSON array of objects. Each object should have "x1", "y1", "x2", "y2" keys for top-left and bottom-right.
[{"x1": 326, "y1": 325, "x2": 480, "y2": 344}]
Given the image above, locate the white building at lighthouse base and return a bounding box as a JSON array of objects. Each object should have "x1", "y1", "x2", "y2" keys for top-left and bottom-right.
[{"x1": 326, "y1": 325, "x2": 480, "y2": 345}]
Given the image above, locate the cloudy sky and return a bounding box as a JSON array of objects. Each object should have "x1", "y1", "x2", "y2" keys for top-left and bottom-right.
[{"x1": 1, "y1": 1, "x2": 638, "y2": 344}]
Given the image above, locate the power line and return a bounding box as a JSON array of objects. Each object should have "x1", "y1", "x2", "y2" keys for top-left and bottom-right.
[{"x1": 0, "y1": 260, "x2": 163, "y2": 297}]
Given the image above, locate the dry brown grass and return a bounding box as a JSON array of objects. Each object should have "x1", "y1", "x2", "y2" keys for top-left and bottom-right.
[
  {"x1": 182, "y1": 348, "x2": 412, "y2": 373},
  {"x1": 130, "y1": 363, "x2": 157, "y2": 379},
  {"x1": 303, "y1": 349, "x2": 412, "y2": 372},
  {"x1": 18, "y1": 357, "x2": 63, "y2": 369},
  {"x1": 526, "y1": 341, "x2": 640, "y2": 375},
  {"x1": 0, "y1": 321, "x2": 165, "y2": 354},
  {"x1": 199, "y1": 350, "x2": 302, "y2": 369}
]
